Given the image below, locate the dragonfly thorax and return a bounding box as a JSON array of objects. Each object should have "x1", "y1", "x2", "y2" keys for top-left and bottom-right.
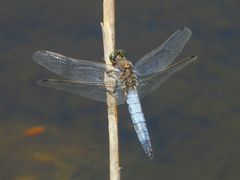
[{"x1": 117, "y1": 60, "x2": 137, "y2": 93}]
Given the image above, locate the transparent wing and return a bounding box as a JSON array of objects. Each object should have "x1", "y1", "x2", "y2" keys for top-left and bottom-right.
[
  {"x1": 135, "y1": 27, "x2": 192, "y2": 75},
  {"x1": 33, "y1": 50, "x2": 120, "y2": 82},
  {"x1": 137, "y1": 56, "x2": 197, "y2": 99},
  {"x1": 37, "y1": 79, "x2": 126, "y2": 105}
]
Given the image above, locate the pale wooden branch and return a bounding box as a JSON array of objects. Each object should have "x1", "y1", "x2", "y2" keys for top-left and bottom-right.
[{"x1": 101, "y1": 0, "x2": 120, "y2": 180}]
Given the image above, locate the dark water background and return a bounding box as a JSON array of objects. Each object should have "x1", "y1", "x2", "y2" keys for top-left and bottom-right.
[{"x1": 0, "y1": 0, "x2": 239, "y2": 179}]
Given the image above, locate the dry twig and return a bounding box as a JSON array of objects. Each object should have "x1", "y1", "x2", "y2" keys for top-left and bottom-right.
[{"x1": 101, "y1": 0, "x2": 120, "y2": 179}]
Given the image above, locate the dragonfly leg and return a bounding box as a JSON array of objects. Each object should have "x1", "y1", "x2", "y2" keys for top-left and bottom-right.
[
  {"x1": 112, "y1": 79, "x2": 120, "y2": 95},
  {"x1": 106, "y1": 70, "x2": 113, "y2": 74},
  {"x1": 106, "y1": 79, "x2": 117, "y2": 94},
  {"x1": 105, "y1": 70, "x2": 116, "y2": 79},
  {"x1": 106, "y1": 89, "x2": 114, "y2": 95},
  {"x1": 106, "y1": 88, "x2": 119, "y2": 101}
]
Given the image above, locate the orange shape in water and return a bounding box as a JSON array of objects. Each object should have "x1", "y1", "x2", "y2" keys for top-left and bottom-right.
[{"x1": 24, "y1": 126, "x2": 46, "y2": 137}]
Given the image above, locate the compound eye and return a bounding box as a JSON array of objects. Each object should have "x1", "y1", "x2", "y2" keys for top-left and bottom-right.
[
  {"x1": 109, "y1": 52, "x2": 117, "y2": 65},
  {"x1": 119, "y1": 50, "x2": 127, "y2": 57},
  {"x1": 109, "y1": 52, "x2": 116, "y2": 61}
]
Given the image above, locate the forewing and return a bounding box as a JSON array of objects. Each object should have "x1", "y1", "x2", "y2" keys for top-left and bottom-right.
[
  {"x1": 37, "y1": 79, "x2": 126, "y2": 105},
  {"x1": 33, "y1": 50, "x2": 120, "y2": 82},
  {"x1": 137, "y1": 56, "x2": 197, "y2": 99},
  {"x1": 135, "y1": 27, "x2": 192, "y2": 75}
]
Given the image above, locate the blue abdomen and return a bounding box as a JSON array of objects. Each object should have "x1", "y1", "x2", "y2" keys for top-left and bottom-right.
[{"x1": 126, "y1": 89, "x2": 153, "y2": 159}]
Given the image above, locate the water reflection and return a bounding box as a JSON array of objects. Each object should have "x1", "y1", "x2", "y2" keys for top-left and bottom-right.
[{"x1": 0, "y1": 0, "x2": 239, "y2": 179}]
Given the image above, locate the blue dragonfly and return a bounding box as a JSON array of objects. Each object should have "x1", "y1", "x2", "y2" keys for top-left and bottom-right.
[{"x1": 33, "y1": 27, "x2": 197, "y2": 160}]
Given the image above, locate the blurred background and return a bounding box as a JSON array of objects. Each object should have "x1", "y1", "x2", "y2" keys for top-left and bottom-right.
[{"x1": 0, "y1": 0, "x2": 239, "y2": 179}]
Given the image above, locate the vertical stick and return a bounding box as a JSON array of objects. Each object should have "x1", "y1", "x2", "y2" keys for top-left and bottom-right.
[{"x1": 101, "y1": 0, "x2": 120, "y2": 180}]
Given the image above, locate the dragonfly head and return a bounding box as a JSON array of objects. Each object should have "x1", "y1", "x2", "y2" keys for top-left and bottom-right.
[{"x1": 109, "y1": 49, "x2": 127, "y2": 66}]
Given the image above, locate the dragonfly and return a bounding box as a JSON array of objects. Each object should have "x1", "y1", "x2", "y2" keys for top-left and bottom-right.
[{"x1": 33, "y1": 27, "x2": 197, "y2": 160}]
